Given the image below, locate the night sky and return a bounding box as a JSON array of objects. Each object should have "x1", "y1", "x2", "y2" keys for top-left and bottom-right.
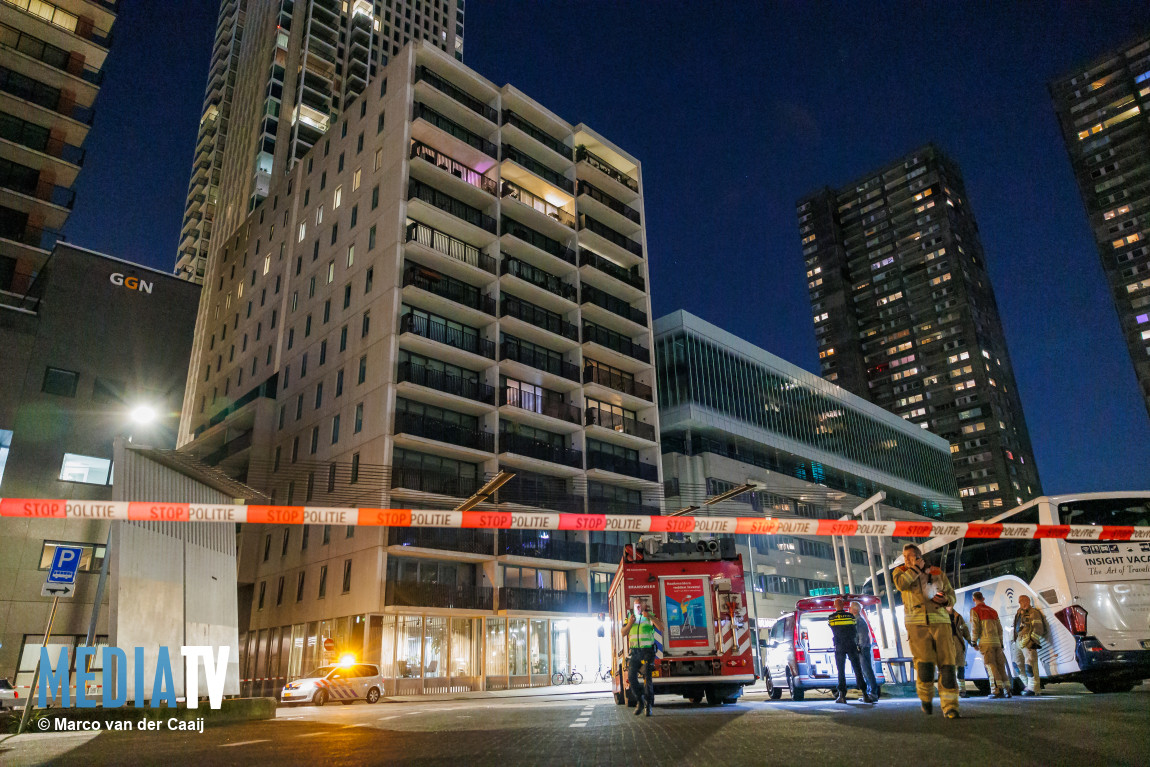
[{"x1": 65, "y1": 1, "x2": 1150, "y2": 493}]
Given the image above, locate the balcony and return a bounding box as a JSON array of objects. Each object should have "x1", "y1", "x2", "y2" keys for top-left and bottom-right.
[
  {"x1": 582, "y1": 364, "x2": 653, "y2": 401},
  {"x1": 502, "y1": 110, "x2": 571, "y2": 159},
  {"x1": 498, "y1": 586, "x2": 587, "y2": 613},
  {"x1": 386, "y1": 580, "x2": 494, "y2": 611},
  {"x1": 408, "y1": 179, "x2": 497, "y2": 234},
  {"x1": 501, "y1": 143, "x2": 574, "y2": 194},
  {"x1": 391, "y1": 467, "x2": 483, "y2": 498},
  {"x1": 394, "y1": 410, "x2": 495, "y2": 453},
  {"x1": 501, "y1": 257, "x2": 576, "y2": 302},
  {"x1": 500, "y1": 387, "x2": 581, "y2": 426},
  {"x1": 500, "y1": 180, "x2": 575, "y2": 229},
  {"x1": 403, "y1": 264, "x2": 495, "y2": 315},
  {"x1": 578, "y1": 249, "x2": 645, "y2": 291},
  {"x1": 576, "y1": 145, "x2": 638, "y2": 192},
  {"x1": 586, "y1": 452, "x2": 658, "y2": 482},
  {"x1": 582, "y1": 323, "x2": 650, "y2": 364},
  {"x1": 585, "y1": 408, "x2": 656, "y2": 442},
  {"x1": 411, "y1": 139, "x2": 497, "y2": 195},
  {"x1": 590, "y1": 542, "x2": 625, "y2": 564},
  {"x1": 594, "y1": 500, "x2": 661, "y2": 517},
  {"x1": 496, "y1": 472, "x2": 585, "y2": 513},
  {"x1": 399, "y1": 313, "x2": 495, "y2": 359},
  {"x1": 500, "y1": 295, "x2": 578, "y2": 342},
  {"x1": 501, "y1": 341, "x2": 580, "y2": 383},
  {"x1": 576, "y1": 180, "x2": 640, "y2": 224},
  {"x1": 578, "y1": 214, "x2": 643, "y2": 259},
  {"x1": 406, "y1": 221, "x2": 496, "y2": 274},
  {"x1": 580, "y1": 284, "x2": 647, "y2": 326},
  {"x1": 415, "y1": 65, "x2": 498, "y2": 123},
  {"x1": 0, "y1": 65, "x2": 93, "y2": 124},
  {"x1": 500, "y1": 535, "x2": 586, "y2": 562},
  {"x1": 398, "y1": 360, "x2": 496, "y2": 406},
  {"x1": 413, "y1": 102, "x2": 497, "y2": 158},
  {"x1": 388, "y1": 526, "x2": 495, "y2": 556},
  {"x1": 0, "y1": 22, "x2": 105, "y2": 85},
  {"x1": 499, "y1": 432, "x2": 583, "y2": 469}
]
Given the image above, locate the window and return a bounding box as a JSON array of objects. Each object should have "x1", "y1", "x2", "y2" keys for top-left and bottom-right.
[
  {"x1": 342, "y1": 559, "x2": 352, "y2": 593},
  {"x1": 358, "y1": 355, "x2": 367, "y2": 383},
  {"x1": 365, "y1": 267, "x2": 373, "y2": 293},
  {"x1": 281, "y1": 528, "x2": 290, "y2": 556},
  {"x1": 310, "y1": 426, "x2": 319, "y2": 454},
  {"x1": 362, "y1": 310, "x2": 370, "y2": 337},
  {"x1": 351, "y1": 453, "x2": 360, "y2": 483},
  {"x1": 257, "y1": 581, "x2": 266, "y2": 609},
  {"x1": 346, "y1": 524, "x2": 354, "y2": 539},
  {"x1": 371, "y1": 186, "x2": 379, "y2": 210},
  {"x1": 331, "y1": 414, "x2": 341, "y2": 444},
  {"x1": 276, "y1": 576, "x2": 285, "y2": 606},
  {"x1": 301, "y1": 524, "x2": 309, "y2": 551},
  {"x1": 296, "y1": 571, "x2": 306, "y2": 602},
  {"x1": 334, "y1": 185, "x2": 343, "y2": 208},
  {"x1": 59, "y1": 454, "x2": 112, "y2": 485},
  {"x1": 42, "y1": 367, "x2": 79, "y2": 397},
  {"x1": 323, "y1": 525, "x2": 331, "y2": 545},
  {"x1": 317, "y1": 565, "x2": 327, "y2": 599},
  {"x1": 327, "y1": 260, "x2": 335, "y2": 284},
  {"x1": 354, "y1": 403, "x2": 363, "y2": 433},
  {"x1": 375, "y1": 147, "x2": 383, "y2": 169},
  {"x1": 353, "y1": 169, "x2": 362, "y2": 190},
  {"x1": 263, "y1": 534, "x2": 271, "y2": 561},
  {"x1": 347, "y1": 245, "x2": 355, "y2": 267}
]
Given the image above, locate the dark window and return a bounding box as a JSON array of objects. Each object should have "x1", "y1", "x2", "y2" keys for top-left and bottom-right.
[
  {"x1": 295, "y1": 571, "x2": 306, "y2": 602},
  {"x1": 42, "y1": 367, "x2": 78, "y2": 397},
  {"x1": 318, "y1": 565, "x2": 328, "y2": 599},
  {"x1": 258, "y1": 581, "x2": 266, "y2": 609},
  {"x1": 281, "y1": 528, "x2": 290, "y2": 556},
  {"x1": 323, "y1": 524, "x2": 331, "y2": 545},
  {"x1": 342, "y1": 559, "x2": 352, "y2": 593},
  {"x1": 276, "y1": 576, "x2": 285, "y2": 606},
  {"x1": 262, "y1": 534, "x2": 271, "y2": 561}
]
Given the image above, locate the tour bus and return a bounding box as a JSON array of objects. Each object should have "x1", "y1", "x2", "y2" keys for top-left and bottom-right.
[{"x1": 905, "y1": 492, "x2": 1150, "y2": 694}]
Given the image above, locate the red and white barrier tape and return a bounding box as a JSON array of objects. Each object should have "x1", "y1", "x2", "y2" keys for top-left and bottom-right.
[{"x1": 1, "y1": 498, "x2": 1148, "y2": 540}]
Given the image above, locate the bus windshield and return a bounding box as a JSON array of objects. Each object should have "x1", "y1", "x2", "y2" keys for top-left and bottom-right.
[{"x1": 1059, "y1": 498, "x2": 1150, "y2": 537}]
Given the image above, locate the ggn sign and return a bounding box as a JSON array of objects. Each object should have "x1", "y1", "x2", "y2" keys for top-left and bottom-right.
[{"x1": 109, "y1": 273, "x2": 153, "y2": 294}]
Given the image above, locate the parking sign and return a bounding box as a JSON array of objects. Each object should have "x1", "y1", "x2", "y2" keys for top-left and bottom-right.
[{"x1": 47, "y1": 545, "x2": 83, "y2": 584}]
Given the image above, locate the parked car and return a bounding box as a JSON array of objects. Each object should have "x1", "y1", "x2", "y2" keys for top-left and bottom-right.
[
  {"x1": 761, "y1": 594, "x2": 886, "y2": 700},
  {"x1": 280, "y1": 663, "x2": 384, "y2": 706}
]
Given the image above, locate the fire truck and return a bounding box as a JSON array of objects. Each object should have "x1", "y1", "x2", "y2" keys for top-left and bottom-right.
[{"x1": 608, "y1": 535, "x2": 756, "y2": 705}]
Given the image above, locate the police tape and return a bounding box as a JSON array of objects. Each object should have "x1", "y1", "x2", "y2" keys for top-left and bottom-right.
[{"x1": 2, "y1": 497, "x2": 1149, "y2": 540}]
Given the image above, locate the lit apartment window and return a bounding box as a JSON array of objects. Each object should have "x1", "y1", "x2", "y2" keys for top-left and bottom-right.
[
  {"x1": 353, "y1": 169, "x2": 362, "y2": 190},
  {"x1": 334, "y1": 186, "x2": 343, "y2": 208}
]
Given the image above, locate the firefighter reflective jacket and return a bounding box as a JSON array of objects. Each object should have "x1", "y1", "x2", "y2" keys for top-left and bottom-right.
[
  {"x1": 893, "y1": 563, "x2": 955, "y2": 625},
  {"x1": 970, "y1": 603, "x2": 1004, "y2": 647}
]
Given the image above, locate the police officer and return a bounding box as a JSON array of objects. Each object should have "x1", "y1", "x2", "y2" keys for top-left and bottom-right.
[
  {"x1": 969, "y1": 591, "x2": 1011, "y2": 698},
  {"x1": 828, "y1": 598, "x2": 873, "y2": 703},
  {"x1": 620, "y1": 598, "x2": 662, "y2": 716},
  {"x1": 893, "y1": 543, "x2": 960, "y2": 719},
  {"x1": 849, "y1": 601, "x2": 880, "y2": 703},
  {"x1": 1011, "y1": 595, "x2": 1047, "y2": 696},
  {"x1": 946, "y1": 605, "x2": 972, "y2": 697}
]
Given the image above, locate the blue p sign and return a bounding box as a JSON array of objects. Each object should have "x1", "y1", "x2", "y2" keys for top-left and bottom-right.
[{"x1": 47, "y1": 545, "x2": 84, "y2": 584}]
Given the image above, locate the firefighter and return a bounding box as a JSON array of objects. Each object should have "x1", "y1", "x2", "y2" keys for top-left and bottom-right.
[
  {"x1": 946, "y1": 605, "x2": 973, "y2": 697},
  {"x1": 969, "y1": 591, "x2": 1011, "y2": 698},
  {"x1": 620, "y1": 598, "x2": 663, "y2": 716},
  {"x1": 893, "y1": 543, "x2": 960, "y2": 719},
  {"x1": 1011, "y1": 595, "x2": 1047, "y2": 696}
]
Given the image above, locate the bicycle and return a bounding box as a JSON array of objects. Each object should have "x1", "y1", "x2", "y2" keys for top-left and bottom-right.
[
  {"x1": 594, "y1": 666, "x2": 613, "y2": 683},
  {"x1": 551, "y1": 668, "x2": 584, "y2": 685}
]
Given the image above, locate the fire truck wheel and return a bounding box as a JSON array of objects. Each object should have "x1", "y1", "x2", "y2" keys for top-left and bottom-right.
[
  {"x1": 613, "y1": 688, "x2": 625, "y2": 705},
  {"x1": 705, "y1": 688, "x2": 722, "y2": 705},
  {"x1": 688, "y1": 695, "x2": 703, "y2": 704}
]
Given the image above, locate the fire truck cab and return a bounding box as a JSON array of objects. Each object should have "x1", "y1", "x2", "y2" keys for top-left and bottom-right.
[{"x1": 609, "y1": 535, "x2": 756, "y2": 705}]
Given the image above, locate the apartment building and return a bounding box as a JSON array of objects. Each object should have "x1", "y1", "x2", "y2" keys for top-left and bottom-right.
[
  {"x1": 0, "y1": 0, "x2": 115, "y2": 298},
  {"x1": 797, "y1": 146, "x2": 1041, "y2": 517},
  {"x1": 175, "y1": 0, "x2": 466, "y2": 284},
  {"x1": 178, "y1": 41, "x2": 660, "y2": 695},
  {"x1": 1051, "y1": 32, "x2": 1150, "y2": 420}
]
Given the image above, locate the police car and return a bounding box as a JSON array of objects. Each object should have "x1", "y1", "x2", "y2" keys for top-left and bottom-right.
[{"x1": 280, "y1": 662, "x2": 384, "y2": 706}]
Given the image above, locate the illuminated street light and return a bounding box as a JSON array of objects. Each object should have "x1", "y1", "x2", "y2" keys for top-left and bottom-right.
[{"x1": 129, "y1": 404, "x2": 157, "y2": 425}]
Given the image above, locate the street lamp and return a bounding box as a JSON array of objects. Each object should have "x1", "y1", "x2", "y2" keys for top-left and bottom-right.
[{"x1": 129, "y1": 404, "x2": 157, "y2": 425}]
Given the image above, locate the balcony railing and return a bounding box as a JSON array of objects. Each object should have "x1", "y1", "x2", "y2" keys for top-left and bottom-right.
[
  {"x1": 502, "y1": 110, "x2": 571, "y2": 159},
  {"x1": 501, "y1": 215, "x2": 575, "y2": 264},
  {"x1": 403, "y1": 264, "x2": 495, "y2": 315},
  {"x1": 394, "y1": 410, "x2": 495, "y2": 453},
  {"x1": 590, "y1": 542, "x2": 625, "y2": 564},
  {"x1": 498, "y1": 586, "x2": 588, "y2": 613},
  {"x1": 0, "y1": 65, "x2": 93, "y2": 124},
  {"x1": 500, "y1": 387, "x2": 581, "y2": 425},
  {"x1": 501, "y1": 143, "x2": 574, "y2": 193},
  {"x1": 501, "y1": 341, "x2": 580, "y2": 382},
  {"x1": 581, "y1": 323, "x2": 650, "y2": 363},
  {"x1": 586, "y1": 452, "x2": 659, "y2": 482},
  {"x1": 582, "y1": 364, "x2": 653, "y2": 401},
  {"x1": 594, "y1": 501, "x2": 661, "y2": 517},
  {"x1": 500, "y1": 295, "x2": 578, "y2": 341},
  {"x1": 408, "y1": 179, "x2": 497, "y2": 233},
  {"x1": 0, "y1": 113, "x2": 84, "y2": 164},
  {"x1": 0, "y1": 21, "x2": 104, "y2": 84},
  {"x1": 397, "y1": 360, "x2": 495, "y2": 405},
  {"x1": 499, "y1": 432, "x2": 583, "y2": 469},
  {"x1": 413, "y1": 102, "x2": 497, "y2": 157},
  {"x1": 500, "y1": 535, "x2": 586, "y2": 562},
  {"x1": 578, "y1": 214, "x2": 643, "y2": 258},
  {"x1": 575, "y1": 145, "x2": 639, "y2": 192},
  {"x1": 388, "y1": 526, "x2": 495, "y2": 556},
  {"x1": 576, "y1": 180, "x2": 640, "y2": 224},
  {"x1": 406, "y1": 221, "x2": 496, "y2": 274},
  {"x1": 501, "y1": 257, "x2": 577, "y2": 302},
  {"x1": 415, "y1": 65, "x2": 498, "y2": 123},
  {"x1": 585, "y1": 408, "x2": 656, "y2": 442},
  {"x1": 578, "y1": 249, "x2": 645, "y2": 291},
  {"x1": 496, "y1": 473, "x2": 585, "y2": 513},
  {"x1": 411, "y1": 139, "x2": 497, "y2": 195},
  {"x1": 400, "y1": 313, "x2": 495, "y2": 359},
  {"x1": 391, "y1": 467, "x2": 484, "y2": 498},
  {"x1": 500, "y1": 180, "x2": 575, "y2": 228},
  {"x1": 385, "y1": 580, "x2": 494, "y2": 610},
  {"x1": 0, "y1": 159, "x2": 73, "y2": 207},
  {"x1": 580, "y1": 284, "x2": 647, "y2": 326},
  {"x1": 4, "y1": 0, "x2": 113, "y2": 46}
]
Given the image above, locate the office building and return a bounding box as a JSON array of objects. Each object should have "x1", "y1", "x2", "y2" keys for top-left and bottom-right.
[
  {"x1": 797, "y1": 146, "x2": 1041, "y2": 517},
  {"x1": 655, "y1": 310, "x2": 958, "y2": 621},
  {"x1": 174, "y1": 0, "x2": 466, "y2": 284},
  {"x1": 0, "y1": 0, "x2": 115, "y2": 297},
  {"x1": 177, "y1": 41, "x2": 660, "y2": 695},
  {"x1": 1050, "y1": 32, "x2": 1150, "y2": 420}
]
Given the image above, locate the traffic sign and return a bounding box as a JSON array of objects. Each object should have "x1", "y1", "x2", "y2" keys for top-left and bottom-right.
[
  {"x1": 323, "y1": 637, "x2": 335, "y2": 652},
  {"x1": 41, "y1": 582, "x2": 75, "y2": 598},
  {"x1": 46, "y1": 545, "x2": 84, "y2": 585}
]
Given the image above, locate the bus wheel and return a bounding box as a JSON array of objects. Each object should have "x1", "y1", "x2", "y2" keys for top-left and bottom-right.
[
  {"x1": 972, "y1": 679, "x2": 990, "y2": 696},
  {"x1": 689, "y1": 694, "x2": 703, "y2": 704},
  {"x1": 1084, "y1": 680, "x2": 1135, "y2": 694}
]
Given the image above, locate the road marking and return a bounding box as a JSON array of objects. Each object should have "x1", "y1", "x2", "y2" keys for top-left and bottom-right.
[
  {"x1": 296, "y1": 731, "x2": 328, "y2": 737},
  {"x1": 569, "y1": 722, "x2": 587, "y2": 728},
  {"x1": 219, "y1": 739, "x2": 270, "y2": 748}
]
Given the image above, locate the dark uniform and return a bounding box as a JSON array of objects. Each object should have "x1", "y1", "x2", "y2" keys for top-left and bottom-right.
[{"x1": 828, "y1": 608, "x2": 866, "y2": 700}]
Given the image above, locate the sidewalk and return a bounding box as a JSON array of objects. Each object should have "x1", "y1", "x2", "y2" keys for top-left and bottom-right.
[{"x1": 383, "y1": 681, "x2": 612, "y2": 703}]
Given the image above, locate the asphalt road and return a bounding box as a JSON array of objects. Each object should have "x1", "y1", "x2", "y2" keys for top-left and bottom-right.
[{"x1": 1, "y1": 684, "x2": 1147, "y2": 766}]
